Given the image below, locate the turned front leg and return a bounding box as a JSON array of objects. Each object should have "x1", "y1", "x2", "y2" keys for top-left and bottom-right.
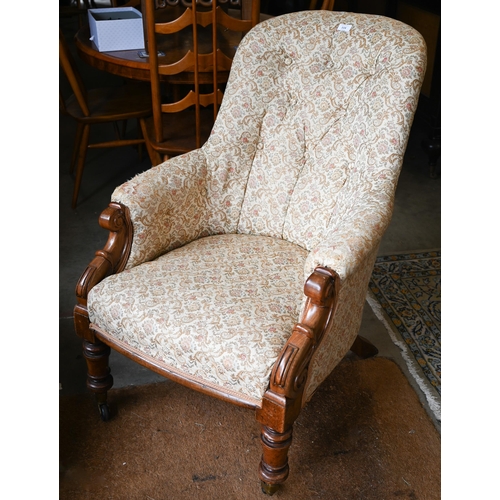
[
  {"x1": 256, "y1": 268, "x2": 339, "y2": 495},
  {"x1": 259, "y1": 425, "x2": 293, "y2": 495},
  {"x1": 83, "y1": 339, "x2": 113, "y2": 419}
]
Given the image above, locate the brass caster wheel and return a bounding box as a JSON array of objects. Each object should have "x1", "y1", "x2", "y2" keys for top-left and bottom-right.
[{"x1": 261, "y1": 481, "x2": 280, "y2": 496}]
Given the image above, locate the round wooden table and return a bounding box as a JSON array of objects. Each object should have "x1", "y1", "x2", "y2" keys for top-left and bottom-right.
[{"x1": 74, "y1": 7, "x2": 267, "y2": 85}]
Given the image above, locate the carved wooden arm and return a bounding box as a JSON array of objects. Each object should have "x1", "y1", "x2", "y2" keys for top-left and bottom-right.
[
  {"x1": 269, "y1": 266, "x2": 339, "y2": 402},
  {"x1": 75, "y1": 202, "x2": 133, "y2": 306},
  {"x1": 74, "y1": 203, "x2": 133, "y2": 342},
  {"x1": 256, "y1": 266, "x2": 339, "y2": 490}
]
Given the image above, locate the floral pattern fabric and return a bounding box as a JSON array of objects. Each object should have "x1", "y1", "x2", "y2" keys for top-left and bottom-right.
[
  {"x1": 89, "y1": 234, "x2": 308, "y2": 405},
  {"x1": 103, "y1": 11, "x2": 426, "y2": 404}
]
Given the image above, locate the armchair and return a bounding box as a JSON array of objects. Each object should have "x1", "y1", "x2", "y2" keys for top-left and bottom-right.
[{"x1": 74, "y1": 10, "x2": 426, "y2": 495}]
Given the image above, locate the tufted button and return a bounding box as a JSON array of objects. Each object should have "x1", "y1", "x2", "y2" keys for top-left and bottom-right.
[{"x1": 284, "y1": 57, "x2": 292, "y2": 65}]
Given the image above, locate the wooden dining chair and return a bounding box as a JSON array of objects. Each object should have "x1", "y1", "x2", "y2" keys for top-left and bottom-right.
[
  {"x1": 141, "y1": 0, "x2": 260, "y2": 166},
  {"x1": 59, "y1": 30, "x2": 152, "y2": 209}
]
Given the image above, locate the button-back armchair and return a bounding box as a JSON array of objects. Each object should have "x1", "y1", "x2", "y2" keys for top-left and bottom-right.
[{"x1": 74, "y1": 11, "x2": 426, "y2": 495}]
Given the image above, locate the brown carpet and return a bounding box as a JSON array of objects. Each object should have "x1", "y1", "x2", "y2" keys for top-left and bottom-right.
[{"x1": 59, "y1": 357, "x2": 440, "y2": 500}]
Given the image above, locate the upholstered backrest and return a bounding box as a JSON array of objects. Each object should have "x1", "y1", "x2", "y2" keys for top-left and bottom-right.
[
  {"x1": 202, "y1": 11, "x2": 426, "y2": 249},
  {"x1": 113, "y1": 11, "x2": 426, "y2": 273}
]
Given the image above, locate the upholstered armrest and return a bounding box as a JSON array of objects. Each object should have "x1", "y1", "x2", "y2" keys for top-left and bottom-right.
[
  {"x1": 304, "y1": 189, "x2": 393, "y2": 281},
  {"x1": 111, "y1": 149, "x2": 211, "y2": 270},
  {"x1": 295, "y1": 189, "x2": 394, "y2": 403}
]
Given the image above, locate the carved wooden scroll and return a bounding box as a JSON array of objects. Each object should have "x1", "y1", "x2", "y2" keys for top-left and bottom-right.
[
  {"x1": 75, "y1": 203, "x2": 133, "y2": 305},
  {"x1": 269, "y1": 266, "x2": 338, "y2": 401},
  {"x1": 74, "y1": 203, "x2": 133, "y2": 343},
  {"x1": 256, "y1": 266, "x2": 339, "y2": 494}
]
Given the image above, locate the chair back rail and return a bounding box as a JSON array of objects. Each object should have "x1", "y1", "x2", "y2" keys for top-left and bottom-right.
[{"x1": 144, "y1": 0, "x2": 260, "y2": 150}]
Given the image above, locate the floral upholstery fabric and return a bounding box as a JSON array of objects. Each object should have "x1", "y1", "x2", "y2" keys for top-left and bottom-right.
[
  {"x1": 104, "y1": 11, "x2": 426, "y2": 404},
  {"x1": 89, "y1": 234, "x2": 308, "y2": 406}
]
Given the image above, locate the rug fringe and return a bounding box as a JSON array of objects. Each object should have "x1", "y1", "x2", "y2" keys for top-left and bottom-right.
[{"x1": 366, "y1": 291, "x2": 441, "y2": 421}]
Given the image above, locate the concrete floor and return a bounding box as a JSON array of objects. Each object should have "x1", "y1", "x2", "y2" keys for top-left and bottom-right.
[{"x1": 59, "y1": 14, "x2": 441, "y2": 431}]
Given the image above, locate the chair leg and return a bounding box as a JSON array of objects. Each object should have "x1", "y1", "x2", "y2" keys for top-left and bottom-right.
[
  {"x1": 259, "y1": 425, "x2": 293, "y2": 495},
  {"x1": 72, "y1": 124, "x2": 90, "y2": 209},
  {"x1": 350, "y1": 335, "x2": 379, "y2": 359},
  {"x1": 139, "y1": 118, "x2": 162, "y2": 166},
  {"x1": 82, "y1": 338, "x2": 114, "y2": 421},
  {"x1": 136, "y1": 118, "x2": 143, "y2": 162},
  {"x1": 113, "y1": 121, "x2": 121, "y2": 140},
  {"x1": 70, "y1": 122, "x2": 84, "y2": 174},
  {"x1": 256, "y1": 392, "x2": 303, "y2": 495}
]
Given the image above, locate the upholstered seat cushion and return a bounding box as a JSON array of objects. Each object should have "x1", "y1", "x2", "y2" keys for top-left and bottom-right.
[{"x1": 88, "y1": 234, "x2": 308, "y2": 406}]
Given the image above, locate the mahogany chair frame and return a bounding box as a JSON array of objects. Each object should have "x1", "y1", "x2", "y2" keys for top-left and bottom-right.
[
  {"x1": 74, "y1": 202, "x2": 377, "y2": 494},
  {"x1": 71, "y1": 6, "x2": 418, "y2": 495}
]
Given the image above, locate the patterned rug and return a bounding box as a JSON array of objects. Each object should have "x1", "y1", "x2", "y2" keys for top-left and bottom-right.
[{"x1": 367, "y1": 250, "x2": 441, "y2": 420}]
